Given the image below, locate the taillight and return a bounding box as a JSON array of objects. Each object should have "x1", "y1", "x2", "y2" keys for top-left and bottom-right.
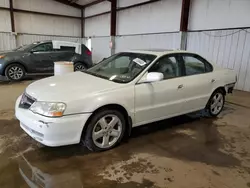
[{"x1": 86, "y1": 50, "x2": 92, "y2": 56}]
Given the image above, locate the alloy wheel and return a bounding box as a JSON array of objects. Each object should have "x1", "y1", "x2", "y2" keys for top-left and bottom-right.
[
  {"x1": 92, "y1": 114, "x2": 122, "y2": 149},
  {"x1": 8, "y1": 66, "x2": 24, "y2": 80},
  {"x1": 210, "y1": 93, "x2": 224, "y2": 115},
  {"x1": 75, "y1": 64, "x2": 86, "y2": 71}
]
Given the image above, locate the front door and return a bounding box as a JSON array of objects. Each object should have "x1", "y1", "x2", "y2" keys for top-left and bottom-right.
[
  {"x1": 29, "y1": 42, "x2": 54, "y2": 73},
  {"x1": 134, "y1": 55, "x2": 186, "y2": 126}
]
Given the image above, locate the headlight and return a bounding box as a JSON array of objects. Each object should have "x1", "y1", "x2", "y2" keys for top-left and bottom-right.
[
  {"x1": 0, "y1": 55, "x2": 5, "y2": 59},
  {"x1": 30, "y1": 102, "x2": 66, "y2": 117}
]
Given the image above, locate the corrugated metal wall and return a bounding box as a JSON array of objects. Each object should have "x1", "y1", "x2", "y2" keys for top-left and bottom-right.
[
  {"x1": 187, "y1": 29, "x2": 250, "y2": 91},
  {"x1": 117, "y1": 0, "x2": 182, "y2": 35},
  {"x1": 115, "y1": 32, "x2": 181, "y2": 53},
  {"x1": 91, "y1": 37, "x2": 111, "y2": 64},
  {"x1": 13, "y1": 0, "x2": 81, "y2": 17},
  {"x1": 0, "y1": 32, "x2": 85, "y2": 52},
  {"x1": 189, "y1": 0, "x2": 250, "y2": 31},
  {"x1": 14, "y1": 13, "x2": 81, "y2": 37},
  {"x1": 84, "y1": 2, "x2": 111, "y2": 63},
  {"x1": 16, "y1": 34, "x2": 84, "y2": 46},
  {"x1": 0, "y1": 32, "x2": 16, "y2": 51},
  {"x1": 0, "y1": 10, "x2": 11, "y2": 32}
]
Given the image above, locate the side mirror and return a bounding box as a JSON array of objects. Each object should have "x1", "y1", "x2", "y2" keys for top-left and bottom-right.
[
  {"x1": 139, "y1": 72, "x2": 164, "y2": 83},
  {"x1": 30, "y1": 49, "x2": 36, "y2": 53}
]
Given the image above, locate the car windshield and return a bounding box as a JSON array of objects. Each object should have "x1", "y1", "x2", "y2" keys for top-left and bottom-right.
[
  {"x1": 86, "y1": 52, "x2": 157, "y2": 83},
  {"x1": 14, "y1": 44, "x2": 33, "y2": 51},
  {"x1": 14, "y1": 42, "x2": 44, "y2": 51}
]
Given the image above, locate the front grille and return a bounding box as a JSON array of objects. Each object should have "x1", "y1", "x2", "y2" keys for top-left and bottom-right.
[{"x1": 19, "y1": 93, "x2": 36, "y2": 109}]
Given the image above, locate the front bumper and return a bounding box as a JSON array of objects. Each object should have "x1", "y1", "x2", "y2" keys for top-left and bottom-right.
[
  {"x1": 0, "y1": 59, "x2": 7, "y2": 75},
  {"x1": 15, "y1": 96, "x2": 92, "y2": 147}
]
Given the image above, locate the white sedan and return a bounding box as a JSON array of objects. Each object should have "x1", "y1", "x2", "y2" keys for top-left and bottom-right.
[{"x1": 15, "y1": 50, "x2": 237, "y2": 151}]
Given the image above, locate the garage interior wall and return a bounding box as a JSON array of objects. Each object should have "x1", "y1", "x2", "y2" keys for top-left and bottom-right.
[
  {"x1": 84, "y1": 1, "x2": 111, "y2": 63},
  {"x1": 0, "y1": 0, "x2": 250, "y2": 91},
  {"x1": 116, "y1": 0, "x2": 182, "y2": 52},
  {"x1": 0, "y1": 0, "x2": 83, "y2": 51},
  {"x1": 187, "y1": 0, "x2": 250, "y2": 91},
  {"x1": 84, "y1": 0, "x2": 182, "y2": 63}
]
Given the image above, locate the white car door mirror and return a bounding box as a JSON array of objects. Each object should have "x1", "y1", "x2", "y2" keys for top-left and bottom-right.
[{"x1": 139, "y1": 72, "x2": 164, "y2": 83}]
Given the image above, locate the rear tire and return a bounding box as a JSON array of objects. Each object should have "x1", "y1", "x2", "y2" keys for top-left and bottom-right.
[
  {"x1": 74, "y1": 63, "x2": 87, "y2": 72},
  {"x1": 82, "y1": 109, "x2": 126, "y2": 152},
  {"x1": 5, "y1": 64, "x2": 25, "y2": 81},
  {"x1": 206, "y1": 90, "x2": 225, "y2": 117}
]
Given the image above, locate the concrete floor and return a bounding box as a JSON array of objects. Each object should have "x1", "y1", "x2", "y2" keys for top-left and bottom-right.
[{"x1": 0, "y1": 81, "x2": 250, "y2": 188}]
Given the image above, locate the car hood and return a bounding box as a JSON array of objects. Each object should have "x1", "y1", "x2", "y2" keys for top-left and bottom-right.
[
  {"x1": 0, "y1": 51, "x2": 24, "y2": 57},
  {"x1": 26, "y1": 72, "x2": 121, "y2": 102}
]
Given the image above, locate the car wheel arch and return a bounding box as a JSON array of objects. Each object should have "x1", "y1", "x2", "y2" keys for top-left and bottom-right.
[
  {"x1": 212, "y1": 87, "x2": 226, "y2": 96},
  {"x1": 206, "y1": 87, "x2": 226, "y2": 108},
  {"x1": 3, "y1": 62, "x2": 27, "y2": 76},
  {"x1": 80, "y1": 104, "x2": 132, "y2": 144},
  {"x1": 74, "y1": 62, "x2": 88, "y2": 68}
]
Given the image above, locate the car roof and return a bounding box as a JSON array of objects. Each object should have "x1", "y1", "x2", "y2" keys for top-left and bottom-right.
[
  {"x1": 31, "y1": 40, "x2": 81, "y2": 45},
  {"x1": 125, "y1": 49, "x2": 195, "y2": 56}
]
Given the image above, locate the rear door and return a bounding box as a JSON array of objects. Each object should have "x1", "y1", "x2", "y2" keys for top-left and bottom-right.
[
  {"x1": 29, "y1": 42, "x2": 54, "y2": 73},
  {"x1": 51, "y1": 46, "x2": 76, "y2": 62},
  {"x1": 178, "y1": 53, "x2": 214, "y2": 113}
]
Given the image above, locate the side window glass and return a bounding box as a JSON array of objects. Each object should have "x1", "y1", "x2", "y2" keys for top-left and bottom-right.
[
  {"x1": 59, "y1": 46, "x2": 76, "y2": 52},
  {"x1": 32, "y1": 43, "x2": 52, "y2": 52},
  {"x1": 148, "y1": 56, "x2": 180, "y2": 79},
  {"x1": 183, "y1": 55, "x2": 205, "y2": 76}
]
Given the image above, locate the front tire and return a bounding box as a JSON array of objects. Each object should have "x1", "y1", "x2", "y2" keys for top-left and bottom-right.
[
  {"x1": 83, "y1": 109, "x2": 126, "y2": 152},
  {"x1": 5, "y1": 64, "x2": 25, "y2": 81},
  {"x1": 207, "y1": 90, "x2": 225, "y2": 117}
]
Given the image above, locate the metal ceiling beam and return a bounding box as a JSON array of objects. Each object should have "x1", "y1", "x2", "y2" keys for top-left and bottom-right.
[
  {"x1": 0, "y1": 6, "x2": 81, "y2": 19},
  {"x1": 81, "y1": 8, "x2": 85, "y2": 38},
  {"x1": 180, "y1": 0, "x2": 191, "y2": 31},
  {"x1": 110, "y1": 0, "x2": 116, "y2": 36},
  {"x1": 53, "y1": 0, "x2": 83, "y2": 9},
  {"x1": 83, "y1": 0, "x2": 107, "y2": 8},
  {"x1": 118, "y1": 0, "x2": 161, "y2": 11},
  {"x1": 85, "y1": 0, "x2": 162, "y2": 19},
  {"x1": 9, "y1": 0, "x2": 15, "y2": 32}
]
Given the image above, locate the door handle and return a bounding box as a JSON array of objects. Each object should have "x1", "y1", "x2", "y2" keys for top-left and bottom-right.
[
  {"x1": 211, "y1": 79, "x2": 216, "y2": 83},
  {"x1": 178, "y1": 84, "x2": 184, "y2": 89}
]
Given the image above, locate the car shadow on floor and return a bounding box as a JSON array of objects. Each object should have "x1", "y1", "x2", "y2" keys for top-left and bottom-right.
[
  {"x1": 26, "y1": 113, "x2": 201, "y2": 162},
  {"x1": 24, "y1": 106, "x2": 237, "y2": 167}
]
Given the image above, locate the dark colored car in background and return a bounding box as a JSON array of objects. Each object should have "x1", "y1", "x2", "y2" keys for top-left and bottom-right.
[{"x1": 0, "y1": 40, "x2": 93, "y2": 81}]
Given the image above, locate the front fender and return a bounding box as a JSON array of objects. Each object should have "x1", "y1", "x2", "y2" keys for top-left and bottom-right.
[{"x1": 64, "y1": 86, "x2": 135, "y2": 120}]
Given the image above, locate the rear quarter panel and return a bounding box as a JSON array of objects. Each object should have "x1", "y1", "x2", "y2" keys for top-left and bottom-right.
[{"x1": 212, "y1": 67, "x2": 237, "y2": 93}]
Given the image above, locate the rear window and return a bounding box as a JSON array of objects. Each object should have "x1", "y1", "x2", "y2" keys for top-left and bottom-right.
[{"x1": 81, "y1": 44, "x2": 90, "y2": 53}]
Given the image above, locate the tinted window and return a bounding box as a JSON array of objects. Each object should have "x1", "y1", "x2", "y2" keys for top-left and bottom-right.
[
  {"x1": 148, "y1": 56, "x2": 181, "y2": 79},
  {"x1": 32, "y1": 43, "x2": 53, "y2": 52},
  {"x1": 59, "y1": 46, "x2": 76, "y2": 52},
  {"x1": 81, "y1": 44, "x2": 90, "y2": 52},
  {"x1": 183, "y1": 55, "x2": 206, "y2": 76}
]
